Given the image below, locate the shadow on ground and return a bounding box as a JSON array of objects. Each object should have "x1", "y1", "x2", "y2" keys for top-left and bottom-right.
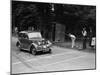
[{"x1": 53, "y1": 41, "x2": 96, "y2": 53}]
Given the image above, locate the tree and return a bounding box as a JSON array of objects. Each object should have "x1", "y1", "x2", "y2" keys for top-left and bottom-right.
[{"x1": 12, "y1": 1, "x2": 41, "y2": 31}]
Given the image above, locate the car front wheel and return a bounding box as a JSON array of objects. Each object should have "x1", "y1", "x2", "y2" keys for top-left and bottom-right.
[
  {"x1": 30, "y1": 46, "x2": 37, "y2": 55},
  {"x1": 48, "y1": 49, "x2": 52, "y2": 54}
]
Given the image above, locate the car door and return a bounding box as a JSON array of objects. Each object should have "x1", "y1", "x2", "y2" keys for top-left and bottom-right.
[
  {"x1": 25, "y1": 35, "x2": 32, "y2": 50},
  {"x1": 22, "y1": 33, "x2": 29, "y2": 50},
  {"x1": 18, "y1": 33, "x2": 25, "y2": 48}
]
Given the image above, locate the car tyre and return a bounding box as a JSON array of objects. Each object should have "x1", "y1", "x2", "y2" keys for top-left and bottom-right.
[
  {"x1": 30, "y1": 46, "x2": 37, "y2": 55},
  {"x1": 48, "y1": 49, "x2": 52, "y2": 54},
  {"x1": 16, "y1": 42, "x2": 22, "y2": 51}
]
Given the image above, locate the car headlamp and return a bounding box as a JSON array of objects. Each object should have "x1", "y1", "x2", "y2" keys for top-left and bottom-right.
[
  {"x1": 43, "y1": 45, "x2": 47, "y2": 48},
  {"x1": 38, "y1": 42, "x2": 41, "y2": 45}
]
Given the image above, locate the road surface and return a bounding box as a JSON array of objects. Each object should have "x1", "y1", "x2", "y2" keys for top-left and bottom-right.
[{"x1": 11, "y1": 37, "x2": 96, "y2": 74}]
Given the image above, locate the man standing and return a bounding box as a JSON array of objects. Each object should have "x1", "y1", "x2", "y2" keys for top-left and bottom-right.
[
  {"x1": 82, "y1": 27, "x2": 87, "y2": 49},
  {"x1": 89, "y1": 27, "x2": 93, "y2": 47},
  {"x1": 68, "y1": 33, "x2": 76, "y2": 48}
]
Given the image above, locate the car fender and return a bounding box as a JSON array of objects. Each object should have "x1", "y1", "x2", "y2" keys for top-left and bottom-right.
[
  {"x1": 46, "y1": 40, "x2": 52, "y2": 47},
  {"x1": 30, "y1": 43, "x2": 38, "y2": 49}
]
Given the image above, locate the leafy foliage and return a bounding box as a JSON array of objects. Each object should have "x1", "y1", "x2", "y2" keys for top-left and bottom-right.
[{"x1": 12, "y1": 1, "x2": 41, "y2": 31}]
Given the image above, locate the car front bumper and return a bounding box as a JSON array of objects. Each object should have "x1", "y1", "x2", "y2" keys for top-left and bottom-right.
[{"x1": 36, "y1": 46, "x2": 50, "y2": 52}]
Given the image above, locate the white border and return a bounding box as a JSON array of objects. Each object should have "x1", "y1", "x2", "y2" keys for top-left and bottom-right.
[
  {"x1": 16, "y1": 0, "x2": 96, "y2": 5},
  {"x1": 0, "y1": 0, "x2": 99, "y2": 75}
]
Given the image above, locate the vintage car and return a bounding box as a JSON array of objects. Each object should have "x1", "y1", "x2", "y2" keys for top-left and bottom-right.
[{"x1": 16, "y1": 31, "x2": 52, "y2": 55}]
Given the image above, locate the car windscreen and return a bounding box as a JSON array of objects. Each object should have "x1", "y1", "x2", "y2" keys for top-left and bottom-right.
[
  {"x1": 18, "y1": 33, "x2": 23, "y2": 38},
  {"x1": 28, "y1": 32, "x2": 42, "y2": 39}
]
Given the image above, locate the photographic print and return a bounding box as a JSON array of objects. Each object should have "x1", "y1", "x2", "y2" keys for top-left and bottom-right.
[{"x1": 11, "y1": 0, "x2": 96, "y2": 74}]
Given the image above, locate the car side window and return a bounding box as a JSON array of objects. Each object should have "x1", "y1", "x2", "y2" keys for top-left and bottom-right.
[{"x1": 18, "y1": 33, "x2": 23, "y2": 38}]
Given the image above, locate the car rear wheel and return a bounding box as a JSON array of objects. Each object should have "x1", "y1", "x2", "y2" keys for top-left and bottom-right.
[
  {"x1": 16, "y1": 42, "x2": 21, "y2": 51},
  {"x1": 30, "y1": 46, "x2": 37, "y2": 55}
]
